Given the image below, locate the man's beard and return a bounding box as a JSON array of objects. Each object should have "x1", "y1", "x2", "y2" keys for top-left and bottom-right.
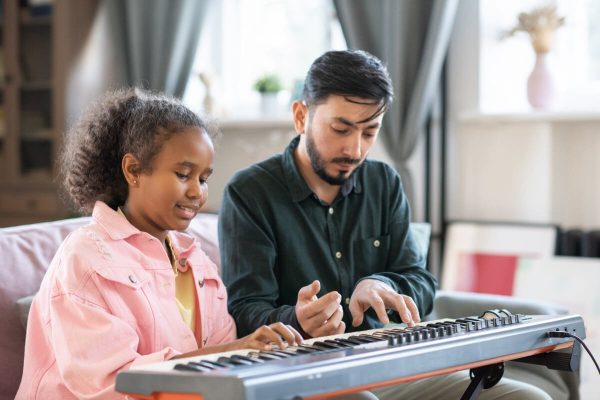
[{"x1": 305, "y1": 128, "x2": 362, "y2": 186}]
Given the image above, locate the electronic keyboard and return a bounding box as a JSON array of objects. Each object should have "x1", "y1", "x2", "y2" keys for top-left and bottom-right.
[{"x1": 115, "y1": 312, "x2": 585, "y2": 400}]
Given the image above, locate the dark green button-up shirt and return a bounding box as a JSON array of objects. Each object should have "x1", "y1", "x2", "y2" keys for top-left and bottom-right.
[{"x1": 219, "y1": 136, "x2": 437, "y2": 337}]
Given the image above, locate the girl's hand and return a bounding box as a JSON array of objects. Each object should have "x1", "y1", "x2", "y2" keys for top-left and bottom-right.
[
  {"x1": 231, "y1": 322, "x2": 303, "y2": 351},
  {"x1": 172, "y1": 322, "x2": 303, "y2": 360}
]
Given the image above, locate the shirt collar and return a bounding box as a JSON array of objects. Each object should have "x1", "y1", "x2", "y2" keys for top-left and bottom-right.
[
  {"x1": 93, "y1": 201, "x2": 141, "y2": 240},
  {"x1": 282, "y1": 136, "x2": 362, "y2": 202},
  {"x1": 92, "y1": 201, "x2": 196, "y2": 253}
]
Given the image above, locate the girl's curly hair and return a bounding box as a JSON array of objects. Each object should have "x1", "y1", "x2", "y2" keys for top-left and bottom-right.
[{"x1": 60, "y1": 88, "x2": 215, "y2": 214}]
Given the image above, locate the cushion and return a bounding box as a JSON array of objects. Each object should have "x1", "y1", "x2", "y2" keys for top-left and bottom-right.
[{"x1": 15, "y1": 295, "x2": 35, "y2": 329}]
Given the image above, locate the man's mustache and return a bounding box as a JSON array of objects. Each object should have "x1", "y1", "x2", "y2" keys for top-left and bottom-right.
[{"x1": 331, "y1": 157, "x2": 361, "y2": 165}]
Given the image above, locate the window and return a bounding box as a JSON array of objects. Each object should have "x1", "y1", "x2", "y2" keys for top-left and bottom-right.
[
  {"x1": 479, "y1": 0, "x2": 600, "y2": 112},
  {"x1": 183, "y1": 0, "x2": 346, "y2": 119}
]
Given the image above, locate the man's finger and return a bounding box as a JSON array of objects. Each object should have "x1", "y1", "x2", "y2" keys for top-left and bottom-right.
[
  {"x1": 403, "y1": 295, "x2": 421, "y2": 323},
  {"x1": 383, "y1": 291, "x2": 413, "y2": 326},
  {"x1": 297, "y1": 280, "x2": 321, "y2": 302},
  {"x1": 369, "y1": 296, "x2": 390, "y2": 325},
  {"x1": 348, "y1": 297, "x2": 365, "y2": 327},
  {"x1": 313, "y1": 306, "x2": 344, "y2": 337},
  {"x1": 301, "y1": 291, "x2": 340, "y2": 319}
]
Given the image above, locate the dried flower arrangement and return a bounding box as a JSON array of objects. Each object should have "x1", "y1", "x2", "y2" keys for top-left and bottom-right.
[{"x1": 502, "y1": 5, "x2": 565, "y2": 54}]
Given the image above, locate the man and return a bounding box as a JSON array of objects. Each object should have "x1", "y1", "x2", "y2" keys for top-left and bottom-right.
[{"x1": 219, "y1": 50, "x2": 549, "y2": 399}]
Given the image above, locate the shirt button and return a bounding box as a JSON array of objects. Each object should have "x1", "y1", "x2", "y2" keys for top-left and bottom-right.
[
  {"x1": 198, "y1": 279, "x2": 205, "y2": 287},
  {"x1": 345, "y1": 297, "x2": 350, "y2": 305},
  {"x1": 373, "y1": 240, "x2": 381, "y2": 248},
  {"x1": 178, "y1": 258, "x2": 187, "y2": 266},
  {"x1": 335, "y1": 251, "x2": 342, "y2": 259},
  {"x1": 128, "y1": 274, "x2": 138, "y2": 284},
  {"x1": 328, "y1": 207, "x2": 334, "y2": 215}
]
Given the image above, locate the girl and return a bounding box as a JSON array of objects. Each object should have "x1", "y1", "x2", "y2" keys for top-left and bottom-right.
[{"x1": 16, "y1": 88, "x2": 302, "y2": 399}]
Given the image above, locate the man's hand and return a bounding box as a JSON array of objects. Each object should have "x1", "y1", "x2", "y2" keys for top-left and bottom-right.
[
  {"x1": 295, "y1": 280, "x2": 345, "y2": 337},
  {"x1": 349, "y1": 279, "x2": 420, "y2": 327}
]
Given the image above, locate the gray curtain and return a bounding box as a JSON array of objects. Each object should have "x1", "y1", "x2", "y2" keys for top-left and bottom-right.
[
  {"x1": 103, "y1": 0, "x2": 211, "y2": 97},
  {"x1": 333, "y1": 0, "x2": 458, "y2": 202}
]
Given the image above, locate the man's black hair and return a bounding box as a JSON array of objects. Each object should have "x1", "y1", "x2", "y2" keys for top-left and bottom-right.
[{"x1": 302, "y1": 50, "x2": 394, "y2": 121}]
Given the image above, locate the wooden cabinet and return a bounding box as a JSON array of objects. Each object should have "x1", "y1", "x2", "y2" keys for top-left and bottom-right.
[{"x1": 0, "y1": 0, "x2": 67, "y2": 226}]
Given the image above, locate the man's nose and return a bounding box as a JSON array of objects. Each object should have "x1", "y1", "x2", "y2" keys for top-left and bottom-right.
[{"x1": 344, "y1": 134, "x2": 362, "y2": 159}]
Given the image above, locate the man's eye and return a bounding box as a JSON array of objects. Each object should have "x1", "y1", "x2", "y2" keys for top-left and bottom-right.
[{"x1": 332, "y1": 127, "x2": 348, "y2": 133}]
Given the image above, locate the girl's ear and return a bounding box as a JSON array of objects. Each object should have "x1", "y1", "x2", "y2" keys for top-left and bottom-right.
[{"x1": 122, "y1": 153, "x2": 141, "y2": 186}]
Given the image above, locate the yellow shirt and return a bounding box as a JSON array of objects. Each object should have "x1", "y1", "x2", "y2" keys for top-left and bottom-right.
[
  {"x1": 165, "y1": 235, "x2": 197, "y2": 331},
  {"x1": 117, "y1": 208, "x2": 196, "y2": 331}
]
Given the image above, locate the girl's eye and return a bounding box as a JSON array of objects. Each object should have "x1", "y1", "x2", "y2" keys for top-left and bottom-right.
[
  {"x1": 175, "y1": 172, "x2": 189, "y2": 180},
  {"x1": 199, "y1": 178, "x2": 208, "y2": 185}
]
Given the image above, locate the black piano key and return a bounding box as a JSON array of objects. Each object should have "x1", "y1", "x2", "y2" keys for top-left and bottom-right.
[
  {"x1": 293, "y1": 346, "x2": 316, "y2": 354},
  {"x1": 455, "y1": 320, "x2": 475, "y2": 331},
  {"x1": 174, "y1": 363, "x2": 211, "y2": 372},
  {"x1": 231, "y1": 354, "x2": 264, "y2": 364},
  {"x1": 336, "y1": 337, "x2": 363, "y2": 346},
  {"x1": 395, "y1": 334, "x2": 406, "y2": 344},
  {"x1": 456, "y1": 318, "x2": 485, "y2": 330},
  {"x1": 217, "y1": 356, "x2": 253, "y2": 366},
  {"x1": 276, "y1": 349, "x2": 301, "y2": 356},
  {"x1": 199, "y1": 360, "x2": 229, "y2": 368},
  {"x1": 357, "y1": 335, "x2": 384, "y2": 343},
  {"x1": 312, "y1": 341, "x2": 342, "y2": 350},
  {"x1": 346, "y1": 335, "x2": 378, "y2": 343},
  {"x1": 327, "y1": 339, "x2": 353, "y2": 348},
  {"x1": 261, "y1": 350, "x2": 293, "y2": 358},
  {"x1": 188, "y1": 361, "x2": 216, "y2": 370},
  {"x1": 297, "y1": 344, "x2": 322, "y2": 353},
  {"x1": 256, "y1": 352, "x2": 284, "y2": 360}
]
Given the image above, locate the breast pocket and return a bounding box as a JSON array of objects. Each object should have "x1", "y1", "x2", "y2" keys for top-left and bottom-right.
[
  {"x1": 351, "y1": 234, "x2": 391, "y2": 278},
  {"x1": 94, "y1": 267, "x2": 154, "y2": 328}
]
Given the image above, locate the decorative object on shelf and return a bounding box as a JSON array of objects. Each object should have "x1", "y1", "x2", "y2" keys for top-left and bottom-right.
[
  {"x1": 502, "y1": 5, "x2": 565, "y2": 109},
  {"x1": 254, "y1": 73, "x2": 283, "y2": 117},
  {"x1": 198, "y1": 71, "x2": 217, "y2": 115}
]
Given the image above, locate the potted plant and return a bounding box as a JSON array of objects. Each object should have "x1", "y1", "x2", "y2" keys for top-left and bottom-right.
[{"x1": 254, "y1": 73, "x2": 283, "y2": 116}]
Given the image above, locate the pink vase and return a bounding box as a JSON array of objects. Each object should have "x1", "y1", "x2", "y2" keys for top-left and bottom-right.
[{"x1": 527, "y1": 53, "x2": 556, "y2": 109}]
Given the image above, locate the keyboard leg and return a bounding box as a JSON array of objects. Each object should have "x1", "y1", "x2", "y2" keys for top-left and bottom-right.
[{"x1": 460, "y1": 363, "x2": 504, "y2": 400}]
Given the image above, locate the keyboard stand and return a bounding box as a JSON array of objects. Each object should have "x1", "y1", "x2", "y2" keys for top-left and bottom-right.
[{"x1": 460, "y1": 363, "x2": 504, "y2": 400}]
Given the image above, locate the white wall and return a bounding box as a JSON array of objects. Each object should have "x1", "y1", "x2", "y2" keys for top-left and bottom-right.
[{"x1": 447, "y1": 1, "x2": 600, "y2": 230}]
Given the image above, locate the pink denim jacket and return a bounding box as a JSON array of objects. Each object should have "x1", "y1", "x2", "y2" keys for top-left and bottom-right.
[{"x1": 16, "y1": 201, "x2": 236, "y2": 399}]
